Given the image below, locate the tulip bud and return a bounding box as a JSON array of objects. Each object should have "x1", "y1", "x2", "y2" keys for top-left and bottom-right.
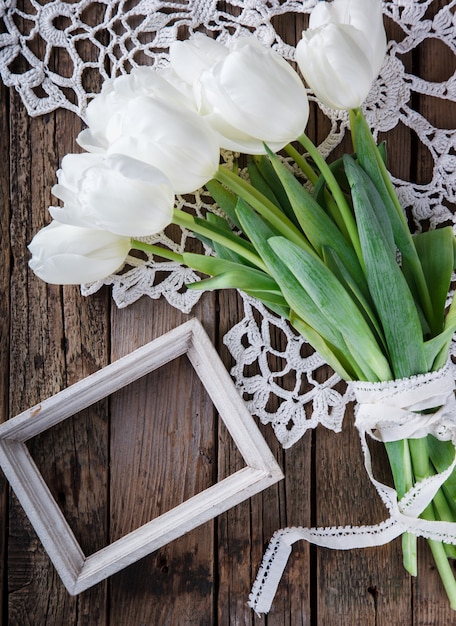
[
  {"x1": 50, "y1": 152, "x2": 174, "y2": 237},
  {"x1": 28, "y1": 221, "x2": 131, "y2": 285},
  {"x1": 170, "y1": 34, "x2": 310, "y2": 154},
  {"x1": 296, "y1": 0, "x2": 387, "y2": 110}
]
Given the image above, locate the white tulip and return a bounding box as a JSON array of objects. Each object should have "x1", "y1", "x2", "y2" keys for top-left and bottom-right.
[
  {"x1": 50, "y1": 152, "x2": 174, "y2": 237},
  {"x1": 78, "y1": 67, "x2": 195, "y2": 152},
  {"x1": 28, "y1": 221, "x2": 131, "y2": 285},
  {"x1": 104, "y1": 97, "x2": 220, "y2": 194},
  {"x1": 169, "y1": 34, "x2": 229, "y2": 90},
  {"x1": 296, "y1": 0, "x2": 387, "y2": 110},
  {"x1": 170, "y1": 34, "x2": 310, "y2": 154},
  {"x1": 77, "y1": 68, "x2": 220, "y2": 194}
]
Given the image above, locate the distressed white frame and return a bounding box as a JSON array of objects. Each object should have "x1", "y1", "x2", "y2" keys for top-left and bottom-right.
[{"x1": 0, "y1": 318, "x2": 283, "y2": 595}]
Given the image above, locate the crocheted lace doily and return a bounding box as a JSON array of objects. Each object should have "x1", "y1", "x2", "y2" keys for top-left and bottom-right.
[{"x1": 2, "y1": 0, "x2": 456, "y2": 447}]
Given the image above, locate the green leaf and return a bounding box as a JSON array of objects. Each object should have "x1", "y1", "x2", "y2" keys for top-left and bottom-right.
[
  {"x1": 206, "y1": 211, "x2": 232, "y2": 231},
  {"x1": 252, "y1": 155, "x2": 299, "y2": 228},
  {"x1": 183, "y1": 252, "x2": 280, "y2": 292},
  {"x1": 423, "y1": 292, "x2": 456, "y2": 371},
  {"x1": 428, "y1": 435, "x2": 456, "y2": 493},
  {"x1": 185, "y1": 270, "x2": 278, "y2": 292},
  {"x1": 205, "y1": 179, "x2": 243, "y2": 230},
  {"x1": 290, "y1": 314, "x2": 354, "y2": 381},
  {"x1": 247, "y1": 160, "x2": 281, "y2": 210},
  {"x1": 268, "y1": 235, "x2": 393, "y2": 382},
  {"x1": 344, "y1": 154, "x2": 427, "y2": 379},
  {"x1": 413, "y1": 227, "x2": 455, "y2": 335},
  {"x1": 182, "y1": 252, "x2": 248, "y2": 276},
  {"x1": 203, "y1": 213, "x2": 257, "y2": 267},
  {"x1": 322, "y1": 245, "x2": 386, "y2": 350},
  {"x1": 235, "y1": 199, "x2": 360, "y2": 378},
  {"x1": 265, "y1": 147, "x2": 369, "y2": 297},
  {"x1": 313, "y1": 155, "x2": 351, "y2": 205},
  {"x1": 193, "y1": 216, "x2": 259, "y2": 261},
  {"x1": 349, "y1": 108, "x2": 434, "y2": 329}
]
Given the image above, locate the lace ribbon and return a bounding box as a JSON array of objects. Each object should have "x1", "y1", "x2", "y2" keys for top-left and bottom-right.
[{"x1": 248, "y1": 361, "x2": 456, "y2": 615}]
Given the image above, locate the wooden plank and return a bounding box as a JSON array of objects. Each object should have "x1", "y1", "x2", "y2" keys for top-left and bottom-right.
[
  {"x1": 217, "y1": 289, "x2": 256, "y2": 626},
  {"x1": 315, "y1": 411, "x2": 412, "y2": 626},
  {"x1": 8, "y1": 91, "x2": 76, "y2": 624},
  {"x1": 7, "y1": 100, "x2": 111, "y2": 624},
  {"x1": 413, "y1": 2, "x2": 456, "y2": 622},
  {"x1": 0, "y1": 76, "x2": 11, "y2": 625},
  {"x1": 108, "y1": 293, "x2": 218, "y2": 625},
  {"x1": 6, "y1": 12, "x2": 111, "y2": 622}
]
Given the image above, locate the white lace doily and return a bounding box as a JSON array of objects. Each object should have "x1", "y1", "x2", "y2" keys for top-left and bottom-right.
[{"x1": 2, "y1": 0, "x2": 456, "y2": 447}]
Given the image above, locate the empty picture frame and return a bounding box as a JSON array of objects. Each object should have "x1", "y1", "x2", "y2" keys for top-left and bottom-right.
[{"x1": 0, "y1": 318, "x2": 283, "y2": 595}]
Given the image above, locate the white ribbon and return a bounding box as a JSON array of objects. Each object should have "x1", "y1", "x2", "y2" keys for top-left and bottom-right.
[{"x1": 248, "y1": 361, "x2": 456, "y2": 615}]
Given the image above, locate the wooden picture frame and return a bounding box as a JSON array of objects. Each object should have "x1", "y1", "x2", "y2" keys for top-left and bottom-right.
[{"x1": 0, "y1": 318, "x2": 283, "y2": 595}]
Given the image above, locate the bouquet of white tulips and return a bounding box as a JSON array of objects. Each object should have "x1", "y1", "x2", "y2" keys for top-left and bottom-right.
[{"x1": 28, "y1": 0, "x2": 456, "y2": 611}]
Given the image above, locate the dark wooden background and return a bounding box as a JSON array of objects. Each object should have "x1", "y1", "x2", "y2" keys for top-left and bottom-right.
[{"x1": 2, "y1": 2, "x2": 456, "y2": 624}]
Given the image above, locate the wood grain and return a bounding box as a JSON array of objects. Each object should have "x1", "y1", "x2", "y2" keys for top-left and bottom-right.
[{"x1": 2, "y1": 4, "x2": 456, "y2": 625}]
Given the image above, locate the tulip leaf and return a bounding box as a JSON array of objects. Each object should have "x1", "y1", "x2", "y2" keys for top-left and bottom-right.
[
  {"x1": 322, "y1": 245, "x2": 386, "y2": 350},
  {"x1": 290, "y1": 314, "x2": 354, "y2": 381},
  {"x1": 193, "y1": 216, "x2": 258, "y2": 259},
  {"x1": 251, "y1": 155, "x2": 298, "y2": 227},
  {"x1": 344, "y1": 154, "x2": 427, "y2": 378},
  {"x1": 203, "y1": 212, "x2": 256, "y2": 266},
  {"x1": 413, "y1": 227, "x2": 454, "y2": 335},
  {"x1": 206, "y1": 211, "x2": 232, "y2": 231},
  {"x1": 183, "y1": 252, "x2": 280, "y2": 291},
  {"x1": 427, "y1": 435, "x2": 456, "y2": 497},
  {"x1": 205, "y1": 179, "x2": 243, "y2": 230},
  {"x1": 268, "y1": 235, "x2": 393, "y2": 382},
  {"x1": 234, "y1": 198, "x2": 360, "y2": 378},
  {"x1": 265, "y1": 146, "x2": 369, "y2": 297},
  {"x1": 247, "y1": 160, "x2": 281, "y2": 211},
  {"x1": 423, "y1": 293, "x2": 456, "y2": 371},
  {"x1": 313, "y1": 155, "x2": 351, "y2": 206},
  {"x1": 186, "y1": 270, "x2": 280, "y2": 294},
  {"x1": 350, "y1": 109, "x2": 435, "y2": 330}
]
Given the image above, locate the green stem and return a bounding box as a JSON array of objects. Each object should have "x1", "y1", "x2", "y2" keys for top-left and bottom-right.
[
  {"x1": 432, "y1": 491, "x2": 456, "y2": 559},
  {"x1": 131, "y1": 240, "x2": 184, "y2": 263},
  {"x1": 428, "y1": 539, "x2": 456, "y2": 610},
  {"x1": 297, "y1": 133, "x2": 364, "y2": 265},
  {"x1": 215, "y1": 166, "x2": 309, "y2": 249},
  {"x1": 172, "y1": 208, "x2": 268, "y2": 273},
  {"x1": 284, "y1": 143, "x2": 318, "y2": 186},
  {"x1": 408, "y1": 437, "x2": 456, "y2": 608},
  {"x1": 385, "y1": 439, "x2": 417, "y2": 575}
]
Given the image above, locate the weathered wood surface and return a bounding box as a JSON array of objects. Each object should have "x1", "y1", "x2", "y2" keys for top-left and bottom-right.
[{"x1": 1, "y1": 3, "x2": 456, "y2": 624}]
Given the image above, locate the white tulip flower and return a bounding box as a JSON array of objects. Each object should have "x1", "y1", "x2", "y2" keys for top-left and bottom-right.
[
  {"x1": 296, "y1": 0, "x2": 387, "y2": 110},
  {"x1": 169, "y1": 34, "x2": 229, "y2": 91},
  {"x1": 28, "y1": 221, "x2": 131, "y2": 285},
  {"x1": 77, "y1": 68, "x2": 220, "y2": 195},
  {"x1": 50, "y1": 153, "x2": 174, "y2": 237},
  {"x1": 78, "y1": 67, "x2": 195, "y2": 152},
  {"x1": 101, "y1": 97, "x2": 220, "y2": 194},
  {"x1": 170, "y1": 34, "x2": 310, "y2": 154}
]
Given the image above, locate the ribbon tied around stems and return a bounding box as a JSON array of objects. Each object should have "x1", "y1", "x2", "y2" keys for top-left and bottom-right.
[{"x1": 248, "y1": 360, "x2": 456, "y2": 615}]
